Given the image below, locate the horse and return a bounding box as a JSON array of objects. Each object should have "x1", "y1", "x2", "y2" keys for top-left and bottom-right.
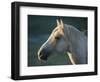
[{"x1": 37, "y1": 19, "x2": 87, "y2": 65}]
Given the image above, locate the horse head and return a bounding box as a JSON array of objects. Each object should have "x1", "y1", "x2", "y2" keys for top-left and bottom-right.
[{"x1": 38, "y1": 19, "x2": 69, "y2": 61}]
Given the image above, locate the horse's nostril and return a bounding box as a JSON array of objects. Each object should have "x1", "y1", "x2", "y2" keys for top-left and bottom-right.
[
  {"x1": 38, "y1": 49, "x2": 48, "y2": 61},
  {"x1": 39, "y1": 49, "x2": 45, "y2": 56},
  {"x1": 39, "y1": 51, "x2": 43, "y2": 57}
]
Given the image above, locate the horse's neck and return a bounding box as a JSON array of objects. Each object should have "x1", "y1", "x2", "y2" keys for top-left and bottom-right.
[
  {"x1": 64, "y1": 24, "x2": 84, "y2": 46},
  {"x1": 64, "y1": 24, "x2": 87, "y2": 64}
]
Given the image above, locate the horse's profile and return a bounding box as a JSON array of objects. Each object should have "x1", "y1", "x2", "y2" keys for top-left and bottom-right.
[{"x1": 38, "y1": 19, "x2": 87, "y2": 65}]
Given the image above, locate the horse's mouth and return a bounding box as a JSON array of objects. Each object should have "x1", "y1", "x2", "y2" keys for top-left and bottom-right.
[
  {"x1": 39, "y1": 55, "x2": 48, "y2": 61},
  {"x1": 38, "y1": 52, "x2": 50, "y2": 61}
]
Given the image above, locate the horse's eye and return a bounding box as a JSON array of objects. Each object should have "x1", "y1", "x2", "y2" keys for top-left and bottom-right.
[{"x1": 55, "y1": 36, "x2": 60, "y2": 40}]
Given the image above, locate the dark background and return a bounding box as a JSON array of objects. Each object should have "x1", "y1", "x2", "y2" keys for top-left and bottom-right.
[{"x1": 28, "y1": 15, "x2": 87, "y2": 66}]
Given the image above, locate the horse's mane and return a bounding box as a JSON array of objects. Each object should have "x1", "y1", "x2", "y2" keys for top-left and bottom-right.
[
  {"x1": 64, "y1": 24, "x2": 87, "y2": 63},
  {"x1": 64, "y1": 24, "x2": 87, "y2": 42}
]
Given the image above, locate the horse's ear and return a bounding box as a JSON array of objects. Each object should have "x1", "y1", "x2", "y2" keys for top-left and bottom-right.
[
  {"x1": 60, "y1": 19, "x2": 64, "y2": 29},
  {"x1": 56, "y1": 19, "x2": 60, "y2": 26}
]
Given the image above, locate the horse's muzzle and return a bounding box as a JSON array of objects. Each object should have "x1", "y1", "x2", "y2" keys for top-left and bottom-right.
[
  {"x1": 38, "y1": 49, "x2": 50, "y2": 61},
  {"x1": 38, "y1": 52, "x2": 47, "y2": 61}
]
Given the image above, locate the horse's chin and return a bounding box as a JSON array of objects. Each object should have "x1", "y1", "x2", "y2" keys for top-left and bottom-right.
[
  {"x1": 40, "y1": 57, "x2": 48, "y2": 61},
  {"x1": 41, "y1": 59, "x2": 47, "y2": 62}
]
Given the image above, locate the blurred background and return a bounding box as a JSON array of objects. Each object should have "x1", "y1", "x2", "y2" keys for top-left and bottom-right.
[{"x1": 28, "y1": 15, "x2": 87, "y2": 66}]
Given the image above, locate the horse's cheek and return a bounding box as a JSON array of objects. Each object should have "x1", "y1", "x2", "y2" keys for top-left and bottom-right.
[{"x1": 56, "y1": 41, "x2": 66, "y2": 52}]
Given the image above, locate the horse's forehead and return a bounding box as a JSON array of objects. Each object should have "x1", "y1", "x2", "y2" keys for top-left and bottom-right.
[{"x1": 53, "y1": 27, "x2": 64, "y2": 36}]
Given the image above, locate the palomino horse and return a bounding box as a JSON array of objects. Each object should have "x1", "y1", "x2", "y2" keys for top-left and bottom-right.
[{"x1": 38, "y1": 19, "x2": 87, "y2": 64}]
